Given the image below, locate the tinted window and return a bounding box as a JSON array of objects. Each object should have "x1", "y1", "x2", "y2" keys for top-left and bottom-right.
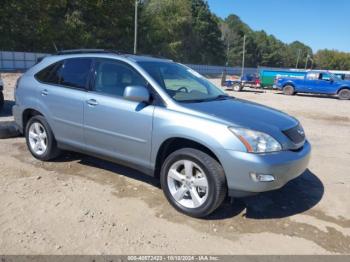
[
  {"x1": 93, "y1": 59, "x2": 147, "y2": 97},
  {"x1": 58, "y1": 58, "x2": 92, "y2": 89},
  {"x1": 35, "y1": 58, "x2": 92, "y2": 89},
  {"x1": 35, "y1": 61, "x2": 63, "y2": 84}
]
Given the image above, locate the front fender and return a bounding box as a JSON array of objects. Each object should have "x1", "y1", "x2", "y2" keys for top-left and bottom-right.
[{"x1": 150, "y1": 107, "x2": 246, "y2": 165}]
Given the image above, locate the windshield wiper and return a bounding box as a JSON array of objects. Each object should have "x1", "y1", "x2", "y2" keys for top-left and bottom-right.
[
  {"x1": 179, "y1": 95, "x2": 233, "y2": 103},
  {"x1": 213, "y1": 94, "x2": 233, "y2": 100}
]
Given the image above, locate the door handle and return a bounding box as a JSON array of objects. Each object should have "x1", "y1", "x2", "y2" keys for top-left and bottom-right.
[
  {"x1": 41, "y1": 89, "x2": 48, "y2": 96},
  {"x1": 87, "y1": 99, "x2": 98, "y2": 106}
]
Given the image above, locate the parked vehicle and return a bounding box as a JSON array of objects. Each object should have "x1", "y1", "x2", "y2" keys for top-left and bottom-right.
[
  {"x1": 276, "y1": 71, "x2": 350, "y2": 100},
  {"x1": 13, "y1": 49, "x2": 311, "y2": 217},
  {"x1": 260, "y1": 69, "x2": 306, "y2": 88},
  {"x1": 0, "y1": 76, "x2": 4, "y2": 112},
  {"x1": 224, "y1": 73, "x2": 261, "y2": 91}
]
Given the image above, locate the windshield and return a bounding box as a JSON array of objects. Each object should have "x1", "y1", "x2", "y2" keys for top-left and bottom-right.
[{"x1": 138, "y1": 61, "x2": 226, "y2": 102}]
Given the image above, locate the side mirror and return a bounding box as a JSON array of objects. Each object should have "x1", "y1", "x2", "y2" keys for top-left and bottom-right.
[{"x1": 123, "y1": 85, "x2": 150, "y2": 103}]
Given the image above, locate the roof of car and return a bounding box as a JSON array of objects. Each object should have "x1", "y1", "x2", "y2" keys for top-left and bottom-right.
[{"x1": 53, "y1": 49, "x2": 172, "y2": 63}]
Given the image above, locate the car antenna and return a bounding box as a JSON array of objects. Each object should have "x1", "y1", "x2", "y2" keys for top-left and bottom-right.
[{"x1": 52, "y1": 41, "x2": 58, "y2": 53}]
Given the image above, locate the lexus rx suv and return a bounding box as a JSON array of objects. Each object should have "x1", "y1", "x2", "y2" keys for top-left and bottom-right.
[{"x1": 13, "y1": 50, "x2": 311, "y2": 217}]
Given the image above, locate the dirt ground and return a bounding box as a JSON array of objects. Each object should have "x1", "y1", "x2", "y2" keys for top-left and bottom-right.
[{"x1": 0, "y1": 73, "x2": 349, "y2": 255}]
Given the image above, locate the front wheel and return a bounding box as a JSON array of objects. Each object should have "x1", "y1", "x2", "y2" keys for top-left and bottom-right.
[
  {"x1": 160, "y1": 148, "x2": 227, "y2": 218},
  {"x1": 338, "y1": 89, "x2": 350, "y2": 100},
  {"x1": 25, "y1": 115, "x2": 61, "y2": 161}
]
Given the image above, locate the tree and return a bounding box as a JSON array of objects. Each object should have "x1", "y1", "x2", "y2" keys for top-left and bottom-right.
[
  {"x1": 314, "y1": 49, "x2": 350, "y2": 70},
  {"x1": 139, "y1": 0, "x2": 224, "y2": 64},
  {"x1": 288, "y1": 41, "x2": 313, "y2": 68}
]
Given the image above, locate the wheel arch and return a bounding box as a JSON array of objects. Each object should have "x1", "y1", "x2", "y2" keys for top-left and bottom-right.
[
  {"x1": 283, "y1": 82, "x2": 295, "y2": 88},
  {"x1": 22, "y1": 108, "x2": 44, "y2": 133},
  {"x1": 337, "y1": 86, "x2": 350, "y2": 94},
  {"x1": 154, "y1": 137, "x2": 222, "y2": 179}
]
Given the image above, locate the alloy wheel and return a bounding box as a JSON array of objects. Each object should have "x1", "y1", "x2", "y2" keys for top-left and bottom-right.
[
  {"x1": 28, "y1": 122, "x2": 48, "y2": 155},
  {"x1": 167, "y1": 160, "x2": 209, "y2": 208}
]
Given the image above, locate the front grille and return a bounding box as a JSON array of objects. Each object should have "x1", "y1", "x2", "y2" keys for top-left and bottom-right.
[{"x1": 283, "y1": 124, "x2": 305, "y2": 144}]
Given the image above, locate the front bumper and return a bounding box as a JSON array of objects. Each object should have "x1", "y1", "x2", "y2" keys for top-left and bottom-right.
[{"x1": 218, "y1": 140, "x2": 311, "y2": 197}]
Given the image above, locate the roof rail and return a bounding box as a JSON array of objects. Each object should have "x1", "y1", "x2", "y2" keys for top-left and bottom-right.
[{"x1": 55, "y1": 49, "x2": 124, "y2": 55}]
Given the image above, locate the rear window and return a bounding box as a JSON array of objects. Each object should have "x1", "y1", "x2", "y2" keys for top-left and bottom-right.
[{"x1": 35, "y1": 58, "x2": 92, "y2": 89}]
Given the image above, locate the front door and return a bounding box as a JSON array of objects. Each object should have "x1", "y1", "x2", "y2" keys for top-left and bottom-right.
[
  {"x1": 316, "y1": 73, "x2": 335, "y2": 94},
  {"x1": 84, "y1": 58, "x2": 154, "y2": 169}
]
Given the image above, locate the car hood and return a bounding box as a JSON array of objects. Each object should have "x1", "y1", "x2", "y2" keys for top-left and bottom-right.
[{"x1": 181, "y1": 98, "x2": 299, "y2": 133}]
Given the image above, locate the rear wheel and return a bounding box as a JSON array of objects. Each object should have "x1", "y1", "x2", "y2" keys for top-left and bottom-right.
[
  {"x1": 283, "y1": 85, "x2": 295, "y2": 95},
  {"x1": 338, "y1": 89, "x2": 350, "y2": 100},
  {"x1": 160, "y1": 148, "x2": 227, "y2": 218},
  {"x1": 232, "y1": 83, "x2": 242, "y2": 92},
  {"x1": 25, "y1": 115, "x2": 61, "y2": 161}
]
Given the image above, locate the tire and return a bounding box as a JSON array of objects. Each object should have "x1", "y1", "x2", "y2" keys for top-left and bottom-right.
[
  {"x1": 282, "y1": 85, "x2": 295, "y2": 95},
  {"x1": 0, "y1": 92, "x2": 4, "y2": 112},
  {"x1": 160, "y1": 148, "x2": 227, "y2": 218},
  {"x1": 338, "y1": 89, "x2": 350, "y2": 100},
  {"x1": 25, "y1": 115, "x2": 61, "y2": 161},
  {"x1": 0, "y1": 121, "x2": 21, "y2": 139},
  {"x1": 232, "y1": 83, "x2": 242, "y2": 92}
]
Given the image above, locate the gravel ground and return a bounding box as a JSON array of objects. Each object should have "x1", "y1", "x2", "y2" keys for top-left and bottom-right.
[{"x1": 0, "y1": 73, "x2": 349, "y2": 254}]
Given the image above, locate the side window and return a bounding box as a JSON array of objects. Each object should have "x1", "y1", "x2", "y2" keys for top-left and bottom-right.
[
  {"x1": 306, "y1": 72, "x2": 319, "y2": 80},
  {"x1": 58, "y1": 58, "x2": 92, "y2": 89},
  {"x1": 319, "y1": 73, "x2": 331, "y2": 81},
  {"x1": 93, "y1": 59, "x2": 147, "y2": 97},
  {"x1": 35, "y1": 58, "x2": 92, "y2": 89},
  {"x1": 35, "y1": 61, "x2": 63, "y2": 84}
]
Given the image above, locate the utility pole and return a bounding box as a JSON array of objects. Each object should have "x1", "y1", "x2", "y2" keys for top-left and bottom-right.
[
  {"x1": 241, "y1": 34, "x2": 246, "y2": 77},
  {"x1": 226, "y1": 38, "x2": 230, "y2": 67},
  {"x1": 295, "y1": 49, "x2": 301, "y2": 69},
  {"x1": 305, "y1": 54, "x2": 309, "y2": 69},
  {"x1": 133, "y1": 0, "x2": 139, "y2": 54}
]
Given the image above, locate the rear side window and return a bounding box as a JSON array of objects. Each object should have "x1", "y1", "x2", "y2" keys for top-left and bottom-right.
[
  {"x1": 35, "y1": 58, "x2": 92, "y2": 89},
  {"x1": 35, "y1": 61, "x2": 63, "y2": 84}
]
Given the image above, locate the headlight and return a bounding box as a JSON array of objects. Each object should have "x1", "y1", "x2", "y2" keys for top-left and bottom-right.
[{"x1": 229, "y1": 127, "x2": 282, "y2": 153}]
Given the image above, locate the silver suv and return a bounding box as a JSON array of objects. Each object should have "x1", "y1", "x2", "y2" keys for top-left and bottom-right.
[{"x1": 13, "y1": 50, "x2": 311, "y2": 217}]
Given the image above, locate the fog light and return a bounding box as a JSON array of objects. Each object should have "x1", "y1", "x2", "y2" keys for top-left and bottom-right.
[{"x1": 250, "y1": 172, "x2": 275, "y2": 182}]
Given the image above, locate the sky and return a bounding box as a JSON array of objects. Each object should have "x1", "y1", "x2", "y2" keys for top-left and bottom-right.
[{"x1": 207, "y1": 0, "x2": 350, "y2": 53}]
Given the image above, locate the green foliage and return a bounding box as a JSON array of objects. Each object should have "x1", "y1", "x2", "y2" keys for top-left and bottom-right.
[
  {"x1": 314, "y1": 49, "x2": 350, "y2": 70},
  {"x1": 0, "y1": 0, "x2": 135, "y2": 53},
  {"x1": 139, "y1": 0, "x2": 224, "y2": 64},
  {"x1": 0, "y1": 0, "x2": 349, "y2": 70},
  {"x1": 220, "y1": 16, "x2": 315, "y2": 68}
]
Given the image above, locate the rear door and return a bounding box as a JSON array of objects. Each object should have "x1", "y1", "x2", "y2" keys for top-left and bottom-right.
[
  {"x1": 35, "y1": 58, "x2": 92, "y2": 148},
  {"x1": 83, "y1": 58, "x2": 154, "y2": 170},
  {"x1": 301, "y1": 72, "x2": 319, "y2": 92}
]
